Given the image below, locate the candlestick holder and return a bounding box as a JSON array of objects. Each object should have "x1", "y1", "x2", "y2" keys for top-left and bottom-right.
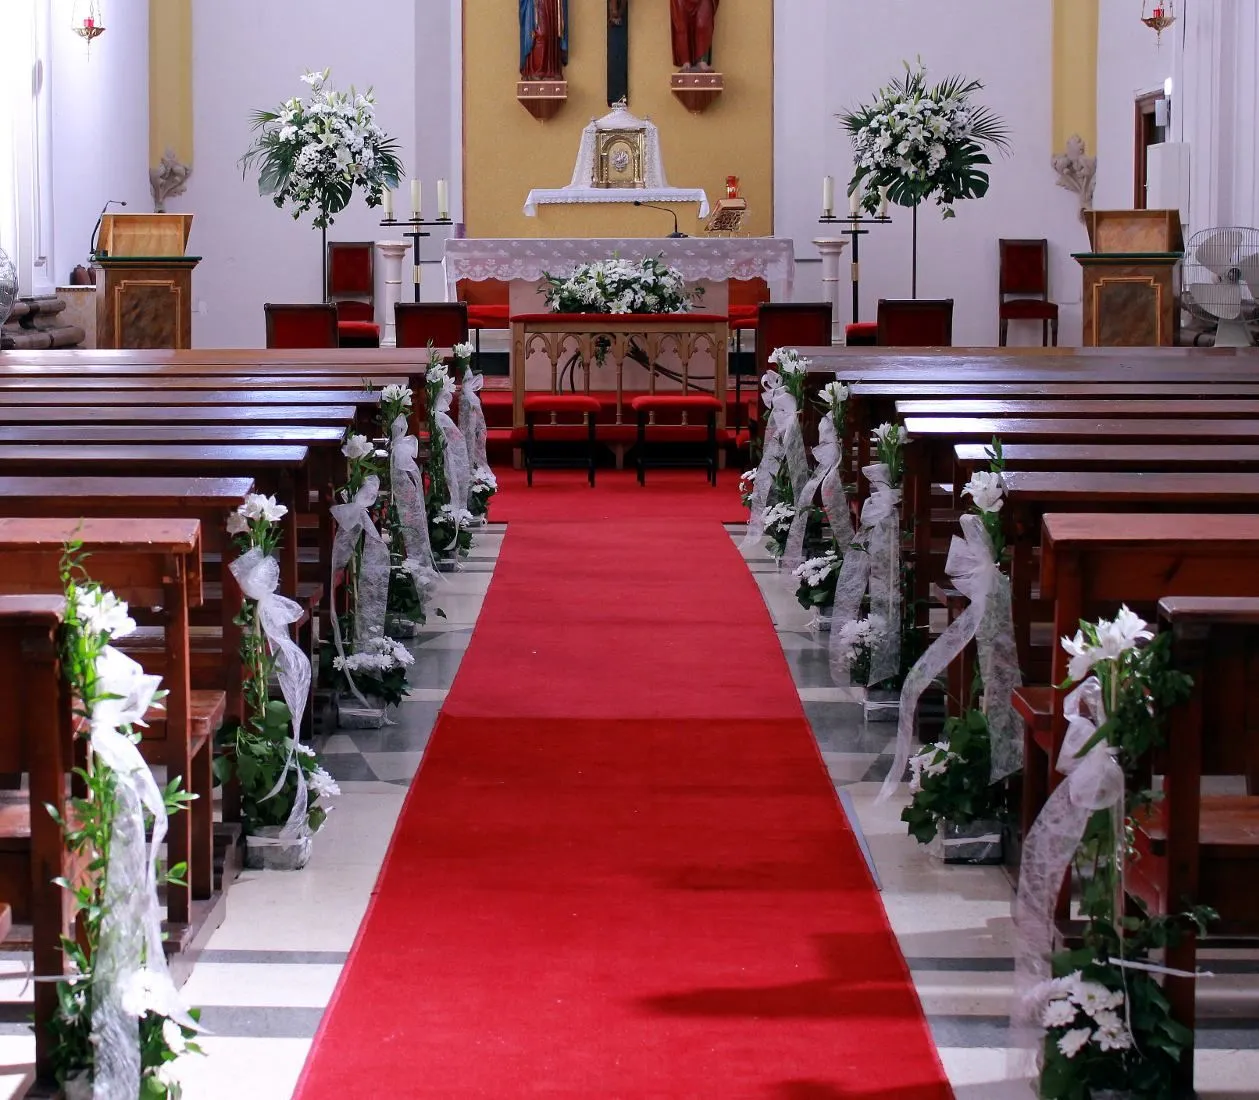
[
  {"x1": 818, "y1": 213, "x2": 892, "y2": 325},
  {"x1": 380, "y1": 218, "x2": 455, "y2": 302}
]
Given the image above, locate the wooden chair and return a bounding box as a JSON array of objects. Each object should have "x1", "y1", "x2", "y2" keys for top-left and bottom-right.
[
  {"x1": 456, "y1": 277, "x2": 511, "y2": 368},
  {"x1": 264, "y1": 303, "x2": 338, "y2": 349},
  {"x1": 999, "y1": 238, "x2": 1059, "y2": 347},
  {"x1": 327, "y1": 242, "x2": 380, "y2": 347},
  {"x1": 395, "y1": 302, "x2": 469, "y2": 350},
  {"x1": 752, "y1": 302, "x2": 832, "y2": 436},
  {"x1": 875, "y1": 299, "x2": 954, "y2": 347}
]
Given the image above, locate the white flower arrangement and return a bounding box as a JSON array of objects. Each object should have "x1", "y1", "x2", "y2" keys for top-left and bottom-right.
[
  {"x1": 241, "y1": 493, "x2": 288, "y2": 523},
  {"x1": 453, "y1": 342, "x2": 475, "y2": 362},
  {"x1": 332, "y1": 634, "x2": 415, "y2": 674},
  {"x1": 380, "y1": 383, "x2": 413, "y2": 409},
  {"x1": 819, "y1": 380, "x2": 849, "y2": 410},
  {"x1": 471, "y1": 466, "x2": 498, "y2": 493},
  {"x1": 739, "y1": 466, "x2": 758, "y2": 508},
  {"x1": 872, "y1": 421, "x2": 900, "y2": 445},
  {"x1": 961, "y1": 469, "x2": 1004, "y2": 514},
  {"x1": 1032, "y1": 972, "x2": 1132, "y2": 1059},
  {"x1": 240, "y1": 68, "x2": 402, "y2": 229},
  {"x1": 792, "y1": 552, "x2": 841, "y2": 591},
  {"x1": 768, "y1": 346, "x2": 811, "y2": 376},
  {"x1": 75, "y1": 588, "x2": 137, "y2": 641},
  {"x1": 342, "y1": 433, "x2": 374, "y2": 460},
  {"x1": 542, "y1": 255, "x2": 693, "y2": 315},
  {"x1": 761, "y1": 501, "x2": 795, "y2": 537},
  {"x1": 1060, "y1": 604, "x2": 1153, "y2": 684}
]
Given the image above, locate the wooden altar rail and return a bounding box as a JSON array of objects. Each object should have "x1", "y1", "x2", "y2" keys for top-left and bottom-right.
[{"x1": 510, "y1": 314, "x2": 729, "y2": 435}]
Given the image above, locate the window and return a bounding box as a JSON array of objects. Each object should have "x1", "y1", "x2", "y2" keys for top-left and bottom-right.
[{"x1": 0, "y1": 0, "x2": 54, "y2": 295}]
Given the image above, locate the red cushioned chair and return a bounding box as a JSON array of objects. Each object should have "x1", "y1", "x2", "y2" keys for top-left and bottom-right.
[
  {"x1": 523, "y1": 394, "x2": 600, "y2": 487},
  {"x1": 999, "y1": 238, "x2": 1059, "y2": 346},
  {"x1": 751, "y1": 302, "x2": 832, "y2": 438},
  {"x1": 844, "y1": 321, "x2": 878, "y2": 346},
  {"x1": 876, "y1": 298, "x2": 954, "y2": 347},
  {"x1": 395, "y1": 302, "x2": 469, "y2": 350},
  {"x1": 264, "y1": 303, "x2": 338, "y2": 349},
  {"x1": 728, "y1": 277, "x2": 770, "y2": 431},
  {"x1": 630, "y1": 394, "x2": 723, "y2": 486},
  {"x1": 457, "y1": 278, "x2": 511, "y2": 368},
  {"x1": 327, "y1": 241, "x2": 380, "y2": 347}
]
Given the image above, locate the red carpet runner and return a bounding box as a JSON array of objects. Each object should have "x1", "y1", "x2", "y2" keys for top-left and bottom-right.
[{"x1": 295, "y1": 471, "x2": 952, "y2": 1098}]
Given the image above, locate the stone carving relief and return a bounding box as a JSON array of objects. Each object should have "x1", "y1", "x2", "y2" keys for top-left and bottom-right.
[
  {"x1": 150, "y1": 147, "x2": 192, "y2": 213},
  {"x1": 1051, "y1": 134, "x2": 1097, "y2": 224}
]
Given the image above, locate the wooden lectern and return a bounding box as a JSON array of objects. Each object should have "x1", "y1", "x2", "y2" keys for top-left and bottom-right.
[
  {"x1": 93, "y1": 213, "x2": 200, "y2": 349},
  {"x1": 1073, "y1": 209, "x2": 1183, "y2": 347}
]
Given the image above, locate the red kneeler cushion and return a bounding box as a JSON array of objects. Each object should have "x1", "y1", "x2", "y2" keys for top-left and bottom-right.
[
  {"x1": 845, "y1": 322, "x2": 878, "y2": 346},
  {"x1": 1000, "y1": 299, "x2": 1059, "y2": 319},
  {"x1": 629, "y1": 395, "x2": 723, "y2": 413},
  {"x1": 728, "y1": 305, "x2": 760, "y2": 329},
  {"x1": 523, "y1": 394, "x2": 601, "y2": 416},
  {"x1": 467, "y1": 305, "x2": 511, "y2": 329}
]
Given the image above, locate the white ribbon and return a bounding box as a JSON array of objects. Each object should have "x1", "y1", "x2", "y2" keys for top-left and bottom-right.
[
  {"x1": 742, "y1": 372, "x2": 808, "y2": 550},
  {"x1": 828, "y1": 462, "x2": 900, "y2": 687},
  {"x1": 432, "y1": 380, "x2": 472, "y2": 535},
  {"x1": 330, "y1": 475, "x2": 391, "y2": 706},
  {"x1": 389, "y1": 415, "x2": 438, "y2": 595},
  {"x1": 785, "y1": 415, "x2": 854, "y2": 570},
  {"x1": 229, "y1": 548, "x2": 313, "y2": 840},
  {"x1": 458, "y1": 367, "x2": 490, "y2": 492},
  {"x1": 882, "y1": 513, "x2": 1022, "y2": 800},
  {"x1": 88, "y1": 646, "x2": 197, "y2": 1100},
  {"x1": 1010, "y1": 676, "x2": 1126, "y2": 1074}
]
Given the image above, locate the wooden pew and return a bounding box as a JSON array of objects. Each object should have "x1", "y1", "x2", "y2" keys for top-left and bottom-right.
[
  {"x1": 0, "y1": 519, "x2": 219, "y2": 942},
  {"x1": 1003, "y1": 472, "x2": 1259, "y2": 680},
  {"x1": 1135, "y1": 597, "x2": 1259, "y2": 1085},
  {"x1": 1023, "y1": 515, "x2": 1259, "y2": 844},
  {"x1": 0, "y1": 347, "x2": 440, "y2": 369},
  {"x1": 0, "y1": 445, "x2": 311, "y2": 597},
  {"x1": 0, "y1": 595, "x2": 70, "y2": 1083},
  {"x1": 957, "y1": 443, "x2": 1259, "y2": 478},
  {"x1": 896, "y1": 398, "x2": 1259, "y2": 420},
  {"x1": 0, "y1": 404, "x2": 359, "y2": 428},
  {"x1": 0, "y1": 375, "x2": 407, "y2": 394}
]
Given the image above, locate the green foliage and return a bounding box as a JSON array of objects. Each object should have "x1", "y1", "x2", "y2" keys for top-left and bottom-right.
[{"x1": 900, "y1": 706, "x2": 1005, "y2": 844}]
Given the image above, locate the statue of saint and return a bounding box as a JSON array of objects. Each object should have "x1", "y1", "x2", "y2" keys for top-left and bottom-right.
[
  {"x1": 670, "y1": 0, "x2": 718, "y2": 72},
  {"x1": 608, "y1": 0, "x2": 626, "y2": 26},
  {"x1": 519, "y1": 0, "x2": 568, "y2": 81}
]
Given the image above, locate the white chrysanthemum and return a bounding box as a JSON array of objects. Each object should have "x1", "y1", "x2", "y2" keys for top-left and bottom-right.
[
  {"x1": 453, "y1": 342, "x2": 475, "y2": 361},
  {"x1": 962, "y1": 470, "x2": 1004, "y2": 514},
  {"x1": 761, "y1": 502, "x2": 795, "y2": 534},
  {"x1": 76, "y1": 587, "x2": 137, "y2": 640},
  {"x1": 1041, "y1": 999, "x2": 1078, "y2": 1029},
  {"x1": 154, "y1": 1062, "x2": 182, "y2": 1088},
  {"x1": 472, "y1": 466, "x2": 498, "y2": 491},
  {"x1": 162, "y1": 1016, "x2": 188, "y2": 1055},
  {"x1": 342, "y1": 433, "x2": 373, "y2": 460},
  {"x1": 1072, "y1": 980, "x2": 1124, "y2": 1016},
  {"x1": 308, "y1": 766, "x2": 341, "y2": 801},
  {"x1": 1056, "y1": 1027, "x2": 1092, "y2": 1059},
  {"x1": 239, "y1": 493, "x2": 288, "y2": 523},
  {"x1": 121, "y1": 968, "x2": 166, "y2": 1018}
]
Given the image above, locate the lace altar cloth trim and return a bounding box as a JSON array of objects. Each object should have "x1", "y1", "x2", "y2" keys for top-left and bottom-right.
[
  {"x1": 444, "y1": 237, "x2": 795, "y2": 299},
  {"x1": 523, "y1": 187, "x2": 710, "y2": 217}
]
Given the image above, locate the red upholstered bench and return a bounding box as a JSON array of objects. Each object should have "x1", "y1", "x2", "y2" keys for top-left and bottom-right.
[
  {"x1": 523, "y1": 394, "x2": 601, "y2": 487},
  {"x1": 629, "y1": 394, "x2": 723, "y2": 487},
  {"x1": 845, "y1": 321, "x2": 878, "y2": 347},
  {"x1": 338, "y1": 320, "x2": 381, "y2": 349}
]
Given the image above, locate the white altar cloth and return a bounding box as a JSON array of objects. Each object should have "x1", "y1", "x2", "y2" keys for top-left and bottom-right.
[
  {"x1": 523, "y1": 187, "x2": 710, "y2": 218},
  {"x1": 444, "y1": 237, "x2": 795, "y2": 300}
]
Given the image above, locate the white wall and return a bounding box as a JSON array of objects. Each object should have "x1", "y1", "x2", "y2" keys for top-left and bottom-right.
[
  {"x1": 48, "y1": 0, "x2": 150, "y2": 287},
  {"x1": 776, "y1": 0, "x2": 1085, "y2": 346},
  {"x1": 189, "y1": 1, "x2": 440, "y2": 346}
]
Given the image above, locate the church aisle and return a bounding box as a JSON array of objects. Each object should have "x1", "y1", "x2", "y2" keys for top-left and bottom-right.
[{"x1": 293, "y1": 471, "x2": 950, "y2": 1098}]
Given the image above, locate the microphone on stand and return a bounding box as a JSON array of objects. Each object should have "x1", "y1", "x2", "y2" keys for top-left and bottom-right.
[
  {"x1": 89, "y1": 199, "x2": 128, "y2": 259},
  {"x1": 633, "y1": 200, "x2": 687, "y2": 238}
]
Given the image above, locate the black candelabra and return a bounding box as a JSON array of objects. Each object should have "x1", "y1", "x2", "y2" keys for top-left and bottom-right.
[
  {"x1": 818, "y1": 213, "x2": 892, "y2": 325},
  {"x1": 379, "y1": 217, "x2": 454, "y2": 302}
]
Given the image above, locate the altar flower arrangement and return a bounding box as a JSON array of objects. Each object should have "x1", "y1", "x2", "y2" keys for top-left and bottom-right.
[
  {"x1": 49, "y1": 547, "x2": 202, "y2": 1098},
  {"x1": 900, "y1": 707, "x2": 1002, "y2": 846},
  {"x1": 839, "y1": 60, "x2": 1010, "y2": 220},
  {"x1": 1014, "y1": 608, "x2": 1210, "y2": 1099},
  {"x1": 761, "y1": 500, "x2": 797, "y2": 560},
  {"x1": 835, "y1": 615, "x2": 883, "y2": 686},
  {"x1": 541, "y1": 255, "x2": 694, "y2": 315},
  {"x1": 332, "y1": 635, "x2": 415, "y2": 708},
  {"x1": 216, "y1": 496, "x2": 332, "y2": 867},
  {"x1": 240, "y1": 68, "x2": 402, "y2": 293}
]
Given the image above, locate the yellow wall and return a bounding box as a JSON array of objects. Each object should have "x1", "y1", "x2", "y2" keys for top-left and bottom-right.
[
  {"x1": 1052, "y1": 0, "x2": 1098, "y2": 154},
  {"x1": 148, "y1": 0, "x2": 193, "y2": 169},
  {"x1": 463, "y1": 0, "x2": 774, "y2": 239}
]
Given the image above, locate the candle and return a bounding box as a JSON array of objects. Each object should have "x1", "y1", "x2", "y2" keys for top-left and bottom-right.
[
  {"x1": 822, "y1": 175, "x2": 835, "y2": 217},
  {"x1": 84, "y1": 17, "x2": 94, "y2": 27},
  {"x1": 410, "y1": 179, "x2": 421, "y2": 220},
  {"x1": 437, "y1": 178, "x2": 449, "y2": 220},
  {"x1": 382, "y1": 188, "x2": 394, "y2": 220},
  {"x1": 878, "y1": 184, "x2": 890, "y2": 218},
  {"x1": 849, "y1": 185, "x2": 862, "y2": 216}
]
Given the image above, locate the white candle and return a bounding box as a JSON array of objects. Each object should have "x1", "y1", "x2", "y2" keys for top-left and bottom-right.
[
  {"x1": 382, "y1": 188, "x2": 394, "y2": 220},
  {"x1": 849, "y1": 185, "x2": 862, "y2": 216},
  {"x1": 822, "y1": 175, "x2": 835, "y2": 217},
  {"x1": 410, "y1": 179, "x2": 421, "y2": 220},
  {"x1": 437, "y1": 178, "x2": 449, "y2": 220},
  {"x1": 878, "y1": 184, "x2": 890, "y2": 218}
]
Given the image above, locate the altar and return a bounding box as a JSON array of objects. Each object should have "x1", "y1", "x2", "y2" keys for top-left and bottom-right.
[{"x1": 443, "y1": 236, "x2": 796, "y2": 307}]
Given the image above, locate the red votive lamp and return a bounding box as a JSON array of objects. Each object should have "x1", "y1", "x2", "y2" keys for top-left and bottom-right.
[{"x1": 83, "y1": 17, "x2": 94, "y2": 27}]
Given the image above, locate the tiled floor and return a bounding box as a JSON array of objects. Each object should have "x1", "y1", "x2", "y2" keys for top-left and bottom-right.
[{"x1": 1, "y1": 517, "x2": 1256, "y2": 1096}]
